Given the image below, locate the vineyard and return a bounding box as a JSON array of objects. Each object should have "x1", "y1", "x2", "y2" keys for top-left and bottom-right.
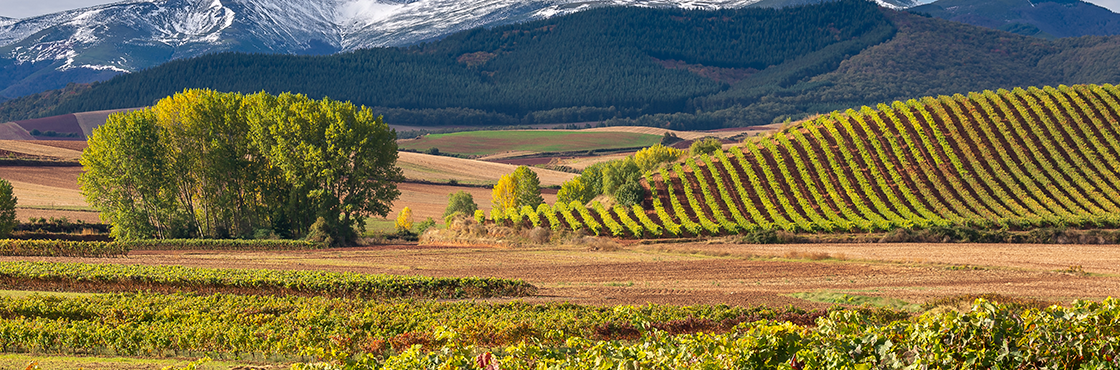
[
  {"x1": 2, "y1": 291, "x2": 1115, "y2": 369},
  {"x1": 0, "y1": 261, "x2": 536, "y2": 299},
  {"x1": 488, "y1": 84, "x2": 1120, "y2": 236}
]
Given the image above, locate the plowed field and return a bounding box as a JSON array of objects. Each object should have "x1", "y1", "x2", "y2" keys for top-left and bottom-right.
[{"x1": 9, "y1": 241, "x2": 1112, "y2": 307}]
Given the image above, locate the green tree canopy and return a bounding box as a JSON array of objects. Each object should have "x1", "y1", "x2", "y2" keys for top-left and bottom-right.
[
  {"x1": 513, "y1": 166, "x2": 544, "y2": 209},
  {"x1": 0, "y1": 179, "x2": 16, "y2": 238},
  {"x1": 444, "y1": 191, "x2": 478, "y2": 219},
  {"x1": 491, "y1": 166, "x2": 544, "y2": 213},
  {"x1": 80, "y1": 89, "x2": 403, "y2": 245}
]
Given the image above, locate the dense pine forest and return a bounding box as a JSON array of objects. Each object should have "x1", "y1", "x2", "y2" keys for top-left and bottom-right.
[{"x1": 6, "y1": 0, "x2": 1120, "y2": 128}]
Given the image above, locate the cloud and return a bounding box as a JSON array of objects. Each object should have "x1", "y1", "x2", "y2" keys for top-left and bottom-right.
[{"x1": 3, "y1": 0, "x2": 125, "y2": 19}]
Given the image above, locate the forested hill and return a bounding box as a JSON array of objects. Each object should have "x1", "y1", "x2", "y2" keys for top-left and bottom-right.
[
  {"x1": 8, "y1": 0, "x2": 1120, "y2": 129},
  {"x1": 42, "y1": 0, "x2": 891, "y2": 125}
]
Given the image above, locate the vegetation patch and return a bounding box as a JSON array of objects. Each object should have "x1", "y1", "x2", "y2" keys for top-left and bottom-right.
[
  {"x1": 398, "y1": 130, "x2": 661, "y2": 156},
  {"x1": 466, "y1": 85, "x2": 1120, "y2": 241},
  {"x1": 0, "y1": 261, "x2": 536, "y2": 299},
  {"x1": 0, "y1": 240, "x2": 127, "y2": 257},
  {"x1": 316, "y1": 299, "x2": 1120, "y2": 369},
  {"x1": 122, "y1": 239, "x2": 325, "y2": 251},
  {"x1": 0, "y1": 293, "x2": 827, "y2": 358}
]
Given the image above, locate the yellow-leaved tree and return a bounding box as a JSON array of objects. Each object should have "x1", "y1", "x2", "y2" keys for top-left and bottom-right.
[
  {"x1": 492, "y1": 173, "x2": 518, "y2": 214},
  {"x1": 492, "y1": 166, "x2": 543, "y2": 214},
  {"x1": 395, "y1": 207, "x2": 413, "y2": 234}
]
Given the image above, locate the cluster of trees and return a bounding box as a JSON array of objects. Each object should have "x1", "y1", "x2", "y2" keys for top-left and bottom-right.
[
  {"x1": 79, "y1": 89, "x2": 403, "y2": 245},
  {"x1": 558, "y1": 144, "x2": 686, "y2": 207},
  {"x1": 492, "y1": 166, "x2": 544, "y2": 214},
  {"x1": 0, "y1": 83, "x2": 91, "y2": 122}
]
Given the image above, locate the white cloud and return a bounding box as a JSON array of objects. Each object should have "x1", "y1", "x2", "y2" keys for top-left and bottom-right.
[{"x1": 1, "y1": 0, "x2": 126, "y2": 19}]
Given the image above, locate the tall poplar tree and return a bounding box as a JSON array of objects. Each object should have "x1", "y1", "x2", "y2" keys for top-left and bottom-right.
[{"x1": 80, "y1": 89, "x2": 403, "y2": 245}]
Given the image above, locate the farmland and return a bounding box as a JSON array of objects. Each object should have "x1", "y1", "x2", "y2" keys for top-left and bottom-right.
[
  {"x1": 479, "y1": 84, "x2": 1120, "y2": 239},
  {"x1": 2, "y1": 85, "x2": 1120, "y2": 368},
  {"x1": 398, "y1": 130, "x2": 663, "y2": 156},
  {"x1": 0, "y1": 241, "x2": 1118, "y2": 368}
]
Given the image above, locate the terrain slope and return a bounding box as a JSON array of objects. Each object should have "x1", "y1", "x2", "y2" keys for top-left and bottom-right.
[{"x1": 524, "y1": 84, "x2": 1120, "y2": 237}]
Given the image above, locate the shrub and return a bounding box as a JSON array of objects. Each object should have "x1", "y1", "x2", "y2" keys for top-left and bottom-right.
[
  {"x1": 689, "y1": 137, "x2": 723, "y2": 156},
  {"x1": 444, "y1": 191, "x2": 478, "y2": 218},
  {"x1": 416, "y1": 218, "x2": 437, "y2": 234},
  {"x1": 614, "y1": 181, "x2": 646, "y2": 207}
]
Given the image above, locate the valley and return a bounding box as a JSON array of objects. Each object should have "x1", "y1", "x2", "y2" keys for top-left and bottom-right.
[{"x1": 0, "y1": 0, "x2": 1118, "y2": 368}]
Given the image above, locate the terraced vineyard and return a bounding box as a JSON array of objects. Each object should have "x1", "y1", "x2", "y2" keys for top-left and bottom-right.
[{"x1": 493, "y1": 84, "x2": 1120, "y2": 236}]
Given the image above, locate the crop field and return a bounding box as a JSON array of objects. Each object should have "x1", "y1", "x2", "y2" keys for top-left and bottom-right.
[
  {"x1": 0, "y1": 240, "x2": 1117, "y2": 368},
  {"x1": 4, "y1": 86, "x2": 1120, "y2": 368},
  {"x1": 484, "y1": 84, "x2": 1120, "y2": 238},
  {"x1": 397, "y1": 151, "x2": 575, "y2": 186},
  {"x1": 398, "y1": 130, "x2": 662, "y2": 156}
]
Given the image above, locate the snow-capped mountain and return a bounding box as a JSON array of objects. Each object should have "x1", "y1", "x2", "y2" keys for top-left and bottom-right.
[{"x1": 0, "y1": 0, "x2": 919, "y2": 98}]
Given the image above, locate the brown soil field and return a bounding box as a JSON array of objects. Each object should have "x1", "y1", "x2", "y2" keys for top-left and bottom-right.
[
  {"x1": 398, "y1": 151, "x2": 575, "y2": 186},
  {"x1": 32, "y1": 140, "x2": 89, "y2": 152},
  {"x1": 0, "y1": 123, "x2": 33, "y2": 140},
  {"x1": 7, "y1": 114, "x2": 83, "y2": 137},
  {"x1": 8, "y1": 241, "x2": 1113, "y2": 308},
  {"x1": 0, "y1": 141, "x2": 82, "y2": 160},
  {"x1": 0, "y1": 166, "x2": 97, "y2": 222}
]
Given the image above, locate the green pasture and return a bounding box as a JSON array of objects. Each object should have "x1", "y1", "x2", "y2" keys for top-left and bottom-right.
[{"x1": 399, "y1": 130, "x2": 662, "y2": 156}]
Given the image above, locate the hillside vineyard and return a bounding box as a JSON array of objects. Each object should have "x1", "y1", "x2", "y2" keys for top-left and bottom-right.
[{"x1": 494, "y1": 85, "x2": 1120, "y2": 236}]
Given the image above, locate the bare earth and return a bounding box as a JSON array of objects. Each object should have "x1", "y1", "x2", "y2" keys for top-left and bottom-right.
[{"x1": 7, "y1": 241, "x2": 1114, "y2": 308}]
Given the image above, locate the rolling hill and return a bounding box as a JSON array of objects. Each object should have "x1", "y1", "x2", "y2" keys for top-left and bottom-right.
[{"x1": 499, "y1": 84, "x2": 1120, "y2": 237}]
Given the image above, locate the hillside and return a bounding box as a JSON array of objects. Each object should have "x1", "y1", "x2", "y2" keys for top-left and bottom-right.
[
  {"x1": 32, "y1": 0, "x2": 892, "y2": 126},
  {"x1": 502, "y1": 84, "x2": 1120, "y2": 237},
  {"x1": 912, "y1": 0, "x2": 1120, "y2": 38},
  {"x1": 5, "y1": 1, "x2": 1119, "y2": 130},
  {"x1": 0, "y1": 0, "x2": 919, "y2": 99}
]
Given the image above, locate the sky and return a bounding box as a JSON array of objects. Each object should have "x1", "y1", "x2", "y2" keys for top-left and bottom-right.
[{"x1": 1, "y1": 0, "x2": 1119, "y2": 19}]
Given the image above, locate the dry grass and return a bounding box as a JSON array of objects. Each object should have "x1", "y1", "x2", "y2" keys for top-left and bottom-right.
[
  {"x1": 784, "y1": 251, "x2": 846, "y2": 261},
  {"x1": 0, "y1": 141, "x2": 82, "y2": 160}
]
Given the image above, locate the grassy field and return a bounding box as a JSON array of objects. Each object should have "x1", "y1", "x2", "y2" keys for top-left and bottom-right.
[{"x1": 398, "y1": 130, "x2": 662, "y2": 156}]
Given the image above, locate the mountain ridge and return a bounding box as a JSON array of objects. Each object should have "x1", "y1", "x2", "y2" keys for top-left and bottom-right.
[
  {"x1": 912, "y1": 0, "x2": 1120, "y2": 38},
  {"x1": 0, "y1": 0, "x2": 922, "y2": 99},
  {"x1": 8, "y1": 1, "x2": 1119, "y2": 130}
]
